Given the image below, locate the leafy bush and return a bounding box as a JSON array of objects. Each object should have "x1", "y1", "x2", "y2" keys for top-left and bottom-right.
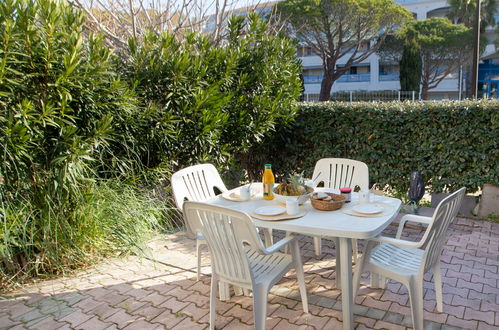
[
  {"x1": 240, "y1": 101, "x2": 499, "y2": 194},
  {"x1": 119, "y1": 14, "x2": 302, "y2": 169},
  {"x1": 0, "y1": 0, "x2": 166, "y2": 289},
  {"x1": 0, "y1": 0, "x2": 302, "y2": 289}
]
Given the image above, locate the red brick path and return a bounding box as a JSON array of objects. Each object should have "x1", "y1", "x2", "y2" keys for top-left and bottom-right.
[{"x1": 1, "y1": 212, "x2": 498, "y2": 329}]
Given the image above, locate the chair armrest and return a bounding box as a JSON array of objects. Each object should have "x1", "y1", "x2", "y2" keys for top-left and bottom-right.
[
  {"x1": 262, "y1": 236, "x2": 295, "y2": 255},
  {"x1": 371, "y1": 236, "x2": 421, "y2": 249},
  {"x1": 396, "y1": 214, "x2": 432, "y2": 239}
]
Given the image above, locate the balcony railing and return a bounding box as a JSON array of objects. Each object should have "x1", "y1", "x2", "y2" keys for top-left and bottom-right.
[
  {"x1": 379, "y1": 72, "x2": 400, "y2": 81},
  {"x1": 337, "y1": 73, "x2": 370, "y2": 82},
  {"x1": 303, "y1": 75, "x2": 323, "y2": 84},
  {"x1": 303, "y1": 73, "x2": 371, "y2": 84}
]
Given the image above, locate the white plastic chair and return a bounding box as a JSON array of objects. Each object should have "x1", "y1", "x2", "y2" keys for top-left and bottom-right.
[
  {"x1": 352, "y1": 187, "x2": 465, "y2": 330},
  {"x1": 171, "y1": 164, "x2": 229, "y2": 280},
  {"x1": 183, "y1": 201, "x2": 309, "y2": 330},
  {"x1": 310, "y1": 158, "x2": 369, "y2": 258}
]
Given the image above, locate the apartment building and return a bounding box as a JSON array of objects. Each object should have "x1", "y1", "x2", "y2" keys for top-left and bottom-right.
[
  {"x1": 300, "y1": 0, "x2": 498, "y2": 100},
  {"x1": 205, "y1": 0, "x2": 499, "y2": 100}
]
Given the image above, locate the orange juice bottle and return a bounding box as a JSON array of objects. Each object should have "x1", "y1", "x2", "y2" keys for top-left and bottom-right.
[{"x1": 262, "y1": 164, "x2": 275, "y2": 200}]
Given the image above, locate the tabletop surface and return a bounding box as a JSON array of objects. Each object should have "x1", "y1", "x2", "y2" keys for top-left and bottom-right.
[{"x1": 207, "y1": 184, "x2": 402, "y2": 239}]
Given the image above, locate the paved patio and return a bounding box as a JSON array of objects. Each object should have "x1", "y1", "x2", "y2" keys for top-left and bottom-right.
[{"x1": 1, "y1": 211, "x2": 498, "y2": 330}]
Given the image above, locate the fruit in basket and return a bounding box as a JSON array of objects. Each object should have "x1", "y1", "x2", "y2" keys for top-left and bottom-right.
[{"x1": 274, "y1": 174, "x2": 313, "y2": 196}]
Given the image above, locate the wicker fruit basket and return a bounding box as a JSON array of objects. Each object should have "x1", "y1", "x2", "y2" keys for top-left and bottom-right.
[{"x1": 311, "y1": 192, "x2": 346, "y2": 211}]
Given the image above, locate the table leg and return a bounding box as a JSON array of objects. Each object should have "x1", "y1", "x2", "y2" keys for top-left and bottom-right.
[
  {"x1": 334, "y1": 237, "x2": 341, "y2": 288},
  {"x1": 339, "y1": 237, "x2": 353, "y2": 330}
]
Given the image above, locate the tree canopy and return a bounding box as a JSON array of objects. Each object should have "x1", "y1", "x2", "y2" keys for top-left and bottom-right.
[
  {"x1": 447, "y1": 0, "x2": 498, "y2": 29},
  {"x1": 277, "y1": 0, "x2": 412, "y2": 101},
  {"x1": 379, "y1": 18, "x2": 474, "y2": 99}
]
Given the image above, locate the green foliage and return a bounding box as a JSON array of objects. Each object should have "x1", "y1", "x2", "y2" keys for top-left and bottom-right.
[
  {"x1": 447, "y1": 0, "x2": 498, "y2": 29},
  {"x1": 0, "y1": 1, "x2": 302, "y2": 289},
  {"x1": 277, "y1": 0, "x2": 412, "y2": 101},
  {"x1": 399, "y1": 30, "x2": 422, "y2": 93},
  {"x1": 382, "y1": 18, "x2": 474, "y2": 99},
  {"x1": 239, "y1": 101, "x2": 499, "y2": 194},
  {"x1": 119, "y1": 13, "x2": 301, "y2": 168},
  {"x1": 0, "y1": 0, "x2": 165, "y2": 289}
]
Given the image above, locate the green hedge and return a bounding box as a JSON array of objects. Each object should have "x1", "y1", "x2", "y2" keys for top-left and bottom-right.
[{"x1": 239, "y1": 101, "x2": 499, "y2": 194}]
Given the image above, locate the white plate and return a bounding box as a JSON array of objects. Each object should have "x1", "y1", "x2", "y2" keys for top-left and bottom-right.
[
  {"x1": 221, "y1": 189, "x2": 256, "y2": 202},
  {"x1": 352, "y1": 204, "x2": 384, "y2": 215},
  {"x1": 254, "y1": 206, "x2": 286, "y2": 216}
]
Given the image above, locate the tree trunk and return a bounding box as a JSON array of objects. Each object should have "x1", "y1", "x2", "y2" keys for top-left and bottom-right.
[
  {"x1": 319, "y1": 74, "x2": 334, "y2": 101},
  {"x1": 421, "y1": 83, "x2": 429, "y2": 100}
]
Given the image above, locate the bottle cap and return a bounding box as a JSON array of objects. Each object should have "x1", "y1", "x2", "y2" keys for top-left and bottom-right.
[
  {"x1": 265, "y1": 164, "x2": 272, "y2": 168},
  {"x1": 340, "y1": 187, "x2": 352, "y2": 193}
]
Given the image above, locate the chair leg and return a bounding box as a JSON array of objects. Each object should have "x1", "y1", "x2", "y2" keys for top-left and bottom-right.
[
  {"x1": 313, "y1": 236, "x2": 322, "y2": 257},
  {"x1": 407, "y1": 279, "x2": 424, "y2": 330},
  {"x1": 219, "y1": 282, "x2": 231, "y2": 301},
  {"x1": 291, "y1": 239, "x2": 309, "y2": 313},
  {"x1": 210, "y1": 274, "x2": 218, "y2": 329},
  {"x1": 432, "y1": 261, "x2": 443, "y2": 313},
  {"x1": 371, "y1": 273, "x2": 380, "y2": 288},
  {"x1": 263, "y1": 228, "x2": 273, "y2": 247},
  {"x1": 253, "y1": 285, "x2": 269, "y2": 330},
  {"x1": 284, "y1": 231, "x2": 292, "y2": 254},
  {"x1": 352, "y1": 252, "x2": 365, "y2": 298},
  {"x1": 352, "y1": 238, "x2": 358, "y2": 264},
  {"x1": 196, "y1": 240, "x2": 203, "y2": 280}
]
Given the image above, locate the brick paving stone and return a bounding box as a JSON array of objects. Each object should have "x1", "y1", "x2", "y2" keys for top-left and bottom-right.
[
  {"x1": 183, "y1": 292, "x2": 210, "y2": 308},
  {"x1": 159, "y1": 297, "x2": 190, "y2": 313},
  {"x1": 139, "y1": 291, "x2": 171, "y2": 307},
  {"x1": 362, "y1": 296, "x2": 392, "y2": 311},
  {"x1": 463, "y1": 307, "x2": 495, "y2": 325},
  {"x1": 355, "y1": 315, "x2": 377, "y2": 328},
  {"x1": 29, "y1": 316, "x2": 68, "y2": 329},
  {"x1": 0, "y1": 314, "x2": 20, "y2": 328},
  {"x1": 104, "y1": 309, "x2": 142, "y2": 328},
  {"x1": 8, "y1": 303, "x2": 36, "y2": 319},
  {"x1": 75, "y1": 315, "x2": 112, "y2": 330},
  {"x1": 132, "y1": 303, "x2": 165, "y2": 322},
  {"x1": 72, "y1": 297, "x2": 103, "y2": 313},
  {"x1": 373, "y1": 319, "x2": 406, "y2": 330},
  {"x1": 223, "y1": 304, "x2": 254, "y2": 324},
  {"x1": 88, "y1": 302, "x2": 121, "y2": 320},
  {"x1": 451, "y1": 294, "x2": 481, "y2": 310},
  {"x1": 58, "y1": 310, "x2": 93, "y2": 327},
  {"x1": 388, "y1": 302, "x2": 412, "y2": 316},
  {"x1": 380, "y1": 290, "x2": 409, "y2": 306},
  {"x1": 457, "y1": 279, "x2": 483, "y2": 293},
  {"x1": 198, "y1": 313, "x2": 234, "y2": 329},
  {"x1": 423, "y1": 310, "x2": 448, "y2": 324},
  {"x1": 446, "y1": 315, "x2": 478, "y2": 329},
  {"x1": 14, "y1": 308, "x2": 47, "y2": 325},
  {"x1": 176, "y1": 317, "x2": 209, "y2": 329},
  {"x1": 178, "y1": 302, "x2": 209, "y2": 323},
  {"x1": 272, "y1": 317, "x2": 308, "y2": 330}
]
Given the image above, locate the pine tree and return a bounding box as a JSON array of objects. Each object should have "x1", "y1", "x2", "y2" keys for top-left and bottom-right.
[{"x1": 399, "y1": 32, "x2": 422, "y2": 93}]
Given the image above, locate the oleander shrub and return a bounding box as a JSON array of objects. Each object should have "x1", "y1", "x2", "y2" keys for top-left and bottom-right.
[
  {"x1": 0, "y1": 0, "x2": 302, "y2": 290},
  {"x1": 119, "y1": 14, "x2": 302, "y2": 169},
  {"x1": 240, "y1": 101, "x2": 499, "y2": 194},
  {"x1": 0, "y1": 0, "x2": 168, "y2": 290}
]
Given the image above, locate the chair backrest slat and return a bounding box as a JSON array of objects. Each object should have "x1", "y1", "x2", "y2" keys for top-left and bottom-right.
[
  {"x1": 312, "y1": 158, "x2": 369, "y2": 190},
  {"x1": 172, "y1": 164, "x2": 228, "y2": 209},
  {"x1": 423, "y1": 187, "x2": 465, "y2": 272},
  {"x1": 184, "y1": 202, "x2": 266, "y2": 286}
]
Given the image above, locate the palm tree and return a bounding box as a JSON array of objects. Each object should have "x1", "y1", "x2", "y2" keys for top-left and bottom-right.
[{"x1": 447, "y1": 0, "x2": 498, "y2": 30}]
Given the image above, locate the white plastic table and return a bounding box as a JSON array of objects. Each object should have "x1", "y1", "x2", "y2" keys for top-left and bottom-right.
[{"x1": 206, "y1": 184, "x2": 402, "y2": 330}]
